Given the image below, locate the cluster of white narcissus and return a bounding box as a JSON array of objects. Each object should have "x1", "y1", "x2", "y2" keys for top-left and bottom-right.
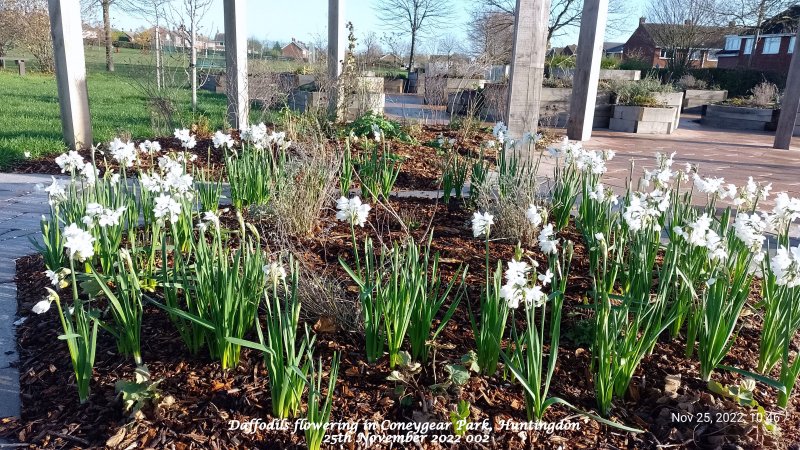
[
  {"x1": 196, "y1": 210, "x2": 220, "y2": 233},
  {"x1": 674, "y1": 214, "x2": 728, "y2": 262},
  {"x1": 499, "y1": 259, "x2": 552, "y2": 309},
  {"x1": 63, "y1": 223, "x2": 95, "y2": 262},
  {"x1": 263, "y1": 261, "x2": 287, "y2": 285},
  {"x1": 471, "y1": 211, "x2": 494, "y2": 238},
  {"x1": 241, "y1": 123, "x2": 291, "y2": 150},
  {"x1": 212, "y1": 131, "x2": 235, "y2": 149},
  {"x1": 82, "y1": 202, "x2": 127, "y2": 228},
  {"x1": 546, "y1": 137, "x2": 615, "y2": 175},
  {"x1": 336, "y1": 196, "x2": 372, "y2": 228},
  {"x1": 174, "y1": 128, "x2": 196, "y2": 149}
]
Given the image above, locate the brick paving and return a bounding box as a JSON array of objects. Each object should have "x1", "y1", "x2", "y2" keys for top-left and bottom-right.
[{"x1": 578, "y1": 114, "x2": 800, "y2": 207}]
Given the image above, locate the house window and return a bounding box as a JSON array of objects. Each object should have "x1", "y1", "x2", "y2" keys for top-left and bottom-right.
[
  {"x1": 743, "y1": 38, "x2": 754, "y2": 54},
  {"x1": 790, "y1": 36, "x2": 796, "y2": 54},
  {"x1": 763, "y1": 37, "x2": 781, "y2": 54},
  {"x1": 707, "y1": 50, "x2": 718, "y2": 61},
  {"x1": 690, "y1": 50, "x2": 700, "y2": 60},
  {"x1": 659, "y1": 48, "x2": 673, "y2": 59},
  {"x1": 724, "y1": 36, "x2": 740, "y2": 51}
]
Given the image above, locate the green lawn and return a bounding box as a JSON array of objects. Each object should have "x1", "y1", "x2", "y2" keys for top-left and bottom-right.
[
  {"x1": 0, "y1": 46, "x2": 300, "y2": 170},
  {"x1": 0, "y1": 69, "x2": 230, "y2": 169}
]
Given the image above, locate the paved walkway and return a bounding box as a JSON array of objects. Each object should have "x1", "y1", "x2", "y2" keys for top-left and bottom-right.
[
  {"x1": 539, "y1": 114, "x2": 800, "y2": 209},
  {"x1": 385, "y1": 94, "x2": 451, "y2": 125},
  {"x1": 0, "y1": 173, "x2": 52, "y2": 422}
]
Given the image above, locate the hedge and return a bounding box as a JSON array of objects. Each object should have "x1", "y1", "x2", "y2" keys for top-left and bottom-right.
[{"x1": 654, "y1": 67, "x2": 787, "y2": 98}]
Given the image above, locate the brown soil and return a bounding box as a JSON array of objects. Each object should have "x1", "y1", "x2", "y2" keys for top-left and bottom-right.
[{"x1": 2, "y1": 194, "x2": 798, "y2": 449}]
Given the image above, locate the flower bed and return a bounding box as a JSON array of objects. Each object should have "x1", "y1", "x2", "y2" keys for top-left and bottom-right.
[{"x1": 1, "y1": 120, "x2": 800, "y2": 449}]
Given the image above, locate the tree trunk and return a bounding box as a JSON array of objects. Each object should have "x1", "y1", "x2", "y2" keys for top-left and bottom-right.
[
  {"x1": 154, "y1": 20, "x2": 162, "y2": 90},
  {"x1": 190, "y1": 12, "x2": 197, "y2": 113},
  {"x1": 407, "y1": 31, "x2": 416, "y2": 78},
  {"x1": 102, "y1": 0, "x2": 114, "y2": 72}
]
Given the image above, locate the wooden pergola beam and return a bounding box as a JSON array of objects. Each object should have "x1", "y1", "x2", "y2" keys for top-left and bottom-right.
[
  {"x1": 223, "y1": 0, "x2": 249, "y2": 129},
  {"x1": 567, "y1": 0, "x2": 608, "y2": 141},
  {"x1": 505, "y1": 0, "x2": 551, "y2": 138},
  {"x1": 774, "y1": 26, "x2": 800, "y2": 149},
  {"x1": 47, "y1": 0, "x2": 92, "y2": 150}
]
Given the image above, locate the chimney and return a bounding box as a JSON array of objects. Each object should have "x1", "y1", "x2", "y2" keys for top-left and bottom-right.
[
  {"x1": 684, "y1": 19, "x2": 692, "y2": 25},
  {"x1": 728, "y1": 21, "x2": 736, "y2": 27},
  {"x1": 639, "y1": 17, "x2": 646, "y2": 25}
]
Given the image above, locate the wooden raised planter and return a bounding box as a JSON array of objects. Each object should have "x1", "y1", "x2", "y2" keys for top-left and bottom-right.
[
  {"x1": 610, "y1": 105, "x2": 678, "y2": 134},
  {"x1": 477, "y1": 86, "x2": 613, "y2": 128},
  {"x1": 701, "y1": 105, "x2": 778, "y2": 131},
  {"x1": 654, "y1": 92, "x2": 684, "y2": 129},
  {"x1": 683, "y1": 89, "x2": 728, "y2": 110}
]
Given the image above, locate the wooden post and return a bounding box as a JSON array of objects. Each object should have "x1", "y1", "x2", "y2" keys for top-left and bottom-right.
[
  {"x1": 505, "y1": 0, "x2": 551, "y2": 138},
  {"x1": 327, "y1": 0, "x2": 346, "y2": 118},
  {"x1": 223, "y1": 0, "x2": 249, "y2": 129},
  {"x1": 567, "y1": 0, "x2": 608, "y2": 141},
  {"x1": 47, "y1": 0, "x2": 92, "y2": 150},
  {"x1": 774, "y1": 27, "x2": 800, "y2": 149}
]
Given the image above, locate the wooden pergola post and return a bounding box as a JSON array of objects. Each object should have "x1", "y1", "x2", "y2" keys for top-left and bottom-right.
[
  {"x1": 505, "y1": 0, "x2": 551, "y2": 138},
  {"x1": 47, "y1": 0, "x2": 92, "y2": 150},
  {"x1": 223, "y1": 0, "x2": 249, "y2": 129},
  {"x1": 567, "y1": 0, "x2": 608, "y2": 141},
  {"x1": 774, "y1": 26, "x2": 800, "y2": 149},
  {"x1": 327, "y1": 0, "x2": 346, "y2": 118}
]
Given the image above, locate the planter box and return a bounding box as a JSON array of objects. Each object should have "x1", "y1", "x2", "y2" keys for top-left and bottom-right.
[
  {"x1": 384, "y1": 78, "x2": 404, "y2": 93},
  {"x1": 610, "y1": 105, "x2": 677, "y2": 134},
  {"x1": 599, "y1": 69, "x2": 641, "y2": 81},
  {"x1": 701, "y1": 104, "x2": 778, "y2": 131},
  {"x1": 683, "y1": 89, "x2": 728, "y2": 110},
  {"x1": 479, "y1": 85, "x2": 612, "y2": 128},
  {"x1": 654, "y1": 92, "x2": 684, "y2": 129},
  {"x1": 287, "y1": 90, "x2": 385, "y2": 120}
]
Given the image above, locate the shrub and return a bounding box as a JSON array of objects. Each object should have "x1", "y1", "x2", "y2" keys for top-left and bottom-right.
[
  {"x1": 347, "y1": 111, "x2": 413, "y2": 143},
  {"x1": 609, "y1": 76, "x2": 674, "y2": 106}
]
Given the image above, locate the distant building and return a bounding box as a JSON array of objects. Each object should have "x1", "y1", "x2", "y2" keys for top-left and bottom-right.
[
  {"x1": 282, "y1": 38, "x2": 309, "y2": 60},
  {"x1": 717, "y1": 6, "x2": 800, "y2": 73},
  {"x1": 547, "y1": 44, "x2": 577, "y2": 57},
  {"x1": 623, "y1": 17, "x2": 730, "y2": 68},
  {"x1": 603, "y1": 42, "x2": 625, "y2": 58}
]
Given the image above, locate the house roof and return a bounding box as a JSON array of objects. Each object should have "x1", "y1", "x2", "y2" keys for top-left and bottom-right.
[
  {"x1": 637, "y1": 23, "x2": 733, "y2": 49},
  {"x1": 283, "y1": 39, "x2": 308, "y2": 52},
  {"x1": 603, "y1": 42, "x2": 625, "y2": 51}
]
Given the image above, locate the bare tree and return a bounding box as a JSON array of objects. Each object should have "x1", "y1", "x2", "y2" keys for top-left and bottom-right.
[
  {"x1": 713, "y1": 0, "x2": 795, "y2": 67},
  {"x1": 373, "y1": 0, "x2": 454, "y2": 75},
  {"x1": 467, "y1": 9, "x2": 514, "y2": 63},
  {"x1": 2, "y1": 0, "x2": 53, "y2": 71},
  {"x1": 645, "y1": 0, "x2": 725, "y2": 73},
  {"x1": 81, "y1": 0, "x2": 117, "y2": 71},
  {"x1": 0, "y1": 0, "x2": 23, "y2": 57},
  {"x1": 381, "y1": 32, "x2": 410, "y2": 66},
  {"x1": 120, "y1": 0, "x2": 171, "y2": 89},
  {"x1": 360, "y1": 31, "x2": 382, "y2": 66},
  {"x1": 171, "y1": 0, "x2": 213, "y2": 113},
  {"x1": 475, "y1": 0, "x2": 632, "y2": 46}
]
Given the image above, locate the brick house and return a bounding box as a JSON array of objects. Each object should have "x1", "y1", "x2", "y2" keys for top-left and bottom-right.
[
  {"x1": 281, "y1": 38, "x2": 309, "y2": 61},
  {"x1": 717, "y1": 6, "x2": 799, "y2": 72},
  {"x1": 623, "y1": 18, "x2": 729, "y2": 68}
]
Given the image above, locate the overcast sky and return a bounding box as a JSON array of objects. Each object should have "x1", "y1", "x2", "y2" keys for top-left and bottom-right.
[{"x1": 92, "y1": 0, "x2": 645, "y2": 50}]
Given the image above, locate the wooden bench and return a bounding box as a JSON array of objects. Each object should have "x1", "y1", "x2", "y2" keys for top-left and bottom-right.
[{"x1": 0, "y1": 57, "x2": 27, "y2": 76}]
